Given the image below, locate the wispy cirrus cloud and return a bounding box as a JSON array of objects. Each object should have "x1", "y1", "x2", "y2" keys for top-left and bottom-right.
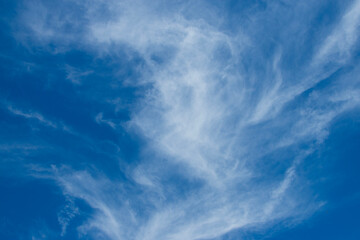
[
  {"x1": 7, "y1": 105, "x2": 58, "y2": 128},
  {"x1": 95, "y1": 112, "x2": 116, "y2": 129},
  {"x1": 315, "y1": 0, "x2": 360, "y2": 64},
  {"x1": 10, "y1": 0, "x2": 360, "y2": 239}
]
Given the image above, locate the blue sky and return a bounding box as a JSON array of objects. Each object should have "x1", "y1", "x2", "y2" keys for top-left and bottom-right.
[{"x1": 1, "y1": 0, "x2": 360, "y2": 239}]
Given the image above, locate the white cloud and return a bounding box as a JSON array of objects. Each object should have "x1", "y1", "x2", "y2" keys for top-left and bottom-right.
[
  {"x1": 315, "y1": 0, "x2": 360, "y2": 64},
  {"x1": 58, "y1": 196, "x2": 79, "y2": 236},
  {"x1": 65, "y1": 65, "x2": 93, "y2": 85},
  {"x1": 95, "y1": 112, "x2": 116, "y2": 129},
  {"x1": 19, "y1": 0, "x2": 360, "y2": 239},
  {"x1": 7, "y1": 105, "x2": 58, "y2": 128}
]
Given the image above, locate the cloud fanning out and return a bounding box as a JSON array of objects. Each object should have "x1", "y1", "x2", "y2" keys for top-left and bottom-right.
[{"x1": 3, "y1": 0, "x2": 360, "y2": 239}]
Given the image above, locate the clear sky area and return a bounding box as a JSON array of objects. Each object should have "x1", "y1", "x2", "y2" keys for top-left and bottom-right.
[{"x1": 1, "y1": 0, "x2": 360, "y2": 239}]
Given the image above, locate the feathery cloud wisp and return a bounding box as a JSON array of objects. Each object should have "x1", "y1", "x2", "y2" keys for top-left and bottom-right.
[{"x1": 13, "y1": 0, "x2": 360, "y2": 239}]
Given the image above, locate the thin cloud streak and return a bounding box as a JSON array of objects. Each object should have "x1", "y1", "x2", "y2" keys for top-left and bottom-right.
[{"x1": 7, "y1": 105, "x2": 58, "y2": 128}]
